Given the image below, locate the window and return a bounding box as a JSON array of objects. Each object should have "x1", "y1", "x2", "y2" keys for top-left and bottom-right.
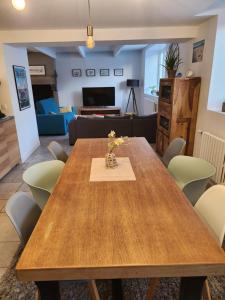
[{"x1": 144, "y1": 45, "x2": 167, "y2": 96}]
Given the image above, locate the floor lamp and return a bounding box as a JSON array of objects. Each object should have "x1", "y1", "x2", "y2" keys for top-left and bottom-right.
[{"x1": 125, "y1": 79, "x2": 139, "y2": 114}]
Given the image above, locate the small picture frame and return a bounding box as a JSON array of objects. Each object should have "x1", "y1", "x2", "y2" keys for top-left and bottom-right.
[
  {"x1": 72, "y1": 69, "x2": 82, "y2": 77},
  {"x1": 29, "y1": 65, "x2": 46, "y2": 76},
  {"x1": 86, "y1": 69, "x2": 96, "y2": 77},
  {"x1": 114, "y1": 68, "x2": 123, "y2": 76},
  {"x1": 13, "y1": 65, "x2": 31, "y2": 111},
  {"x1": 100, "y1": 69, "x2": 110, "y2": 76}
]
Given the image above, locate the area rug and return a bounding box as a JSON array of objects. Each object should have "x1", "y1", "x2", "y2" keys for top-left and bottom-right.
[{"x1": 0, "y1": 246, "x2": 225, "y2": 300}]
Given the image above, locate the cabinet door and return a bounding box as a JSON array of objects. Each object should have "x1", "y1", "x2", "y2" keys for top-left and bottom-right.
[
  {"x1": 156, "y1": 130, "x2": 169, "y2": 156},
  {"x1": 3, "y1": 119, "x2": 20, "y2": 167},
  {"x1": 0, "y1": 125, "x2": 11, "y2": 178}
]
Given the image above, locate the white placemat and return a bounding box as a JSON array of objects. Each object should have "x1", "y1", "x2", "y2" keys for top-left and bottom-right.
[{"x1": 90, "y1": 157, "x2": 136, "y2": 182}]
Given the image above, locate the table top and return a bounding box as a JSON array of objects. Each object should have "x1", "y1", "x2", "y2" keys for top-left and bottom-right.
[{"x1": 16, "y1": 138, "x2": 225, "y2": 281}]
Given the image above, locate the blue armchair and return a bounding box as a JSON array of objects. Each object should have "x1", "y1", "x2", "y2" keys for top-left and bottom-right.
[{"x1": 36, "y1": 98, "x2": 76, "y2": 135}]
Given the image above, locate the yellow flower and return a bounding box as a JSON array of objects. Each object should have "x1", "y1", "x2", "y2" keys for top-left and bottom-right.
[{"x1": 108, "y1": 130, "x2": 116, "y2": 138}]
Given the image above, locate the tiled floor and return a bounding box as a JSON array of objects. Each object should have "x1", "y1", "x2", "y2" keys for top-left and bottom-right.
[{"x1": 0, "y1": 135, "x2": 72, "y2": 281}]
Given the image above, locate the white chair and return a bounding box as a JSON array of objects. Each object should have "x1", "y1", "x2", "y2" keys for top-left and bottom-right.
[
  {"x1": 195, "y1": 185, "x2": 225, "y2": 300},
  {"x1": 162, "y1": 137, "x2": 186, "y2": 167},
  {"x1": 47, "y1": 141, "x2": 68, "y2": 163},
  {"x1": 145, "y1": 185, "x2": 225, "y2": 300},
  {"x1": 5, "y1": 192, "x2": 41, "y2": 245}
]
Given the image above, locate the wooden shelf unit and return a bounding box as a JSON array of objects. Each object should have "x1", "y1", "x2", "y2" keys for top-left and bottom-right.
[
  {"x1": 156, "y1": 77, "x2": 201, "y2": 156},
  {"x1": 79, "y1": 106, "x2": 121, "y2": 115},
  {"x1": 0, "y1": 117, "x2": 20, "y2": 179}
]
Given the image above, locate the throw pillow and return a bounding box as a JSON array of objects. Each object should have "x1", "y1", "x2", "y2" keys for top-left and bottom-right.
[{"x1": 60, "y1": 106, "x2": 72, "y2": 113}]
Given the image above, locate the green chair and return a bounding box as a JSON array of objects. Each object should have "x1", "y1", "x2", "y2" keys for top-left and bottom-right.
[
  {"x1": 23, "y1": 160, "x2": 65, "y2": 209},
  {"x1": 47, "y1": 141, "x2": 68, "y2": 163},
  {"x1": 168, "y1": 155, "x2": 216, "y2": 205}
]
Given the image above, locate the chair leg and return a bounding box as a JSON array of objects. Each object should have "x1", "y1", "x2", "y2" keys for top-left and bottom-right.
[
  {"x1": 202, "y1": 280, "x2": 211, "y2": 300},
  {"x1": 145, "y1": 278, "x2": 160, "y2": 300},
  {"x1": 88, "y1": 280, "x2": 100, "y2": 300}
]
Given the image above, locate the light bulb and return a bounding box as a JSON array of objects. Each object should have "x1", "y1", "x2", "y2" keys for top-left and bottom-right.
[
  {"x1": 86, "y1": 36, "x2": 95, "y2": 49},
  {"x1": 12, "y1": 0, "x2": 26, "y2": 11}
]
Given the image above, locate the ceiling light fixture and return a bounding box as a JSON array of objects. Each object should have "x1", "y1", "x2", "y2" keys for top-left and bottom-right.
[
  {"x1": 86, "y1": 0, "x2": 95, "y2": 49},
  {"x1": 12, "y1": 0, "x2": 26, "y2": 11}
]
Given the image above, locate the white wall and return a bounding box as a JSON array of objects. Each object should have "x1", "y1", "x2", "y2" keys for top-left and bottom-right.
[
  {"x1": 0, "y1": 45, "x2": 40, "y2": 162},
  {"x1": 56, "y1": 51, "x2": 143, "y2": 113},
  {"x1": 179, "y1": 15, "x2": 225, "y2": 155}
]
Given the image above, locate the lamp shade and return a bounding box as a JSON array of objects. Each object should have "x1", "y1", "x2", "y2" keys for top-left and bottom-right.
[{"x1": 127, "y1": 79, "x2": 139, "y2": 87}]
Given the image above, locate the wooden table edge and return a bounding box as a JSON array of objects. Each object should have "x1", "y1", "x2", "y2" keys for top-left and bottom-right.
[{"x1": 16, "y1": 263, "x2": 225, "y2": 282}]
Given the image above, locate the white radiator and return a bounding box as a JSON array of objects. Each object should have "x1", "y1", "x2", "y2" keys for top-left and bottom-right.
[{"x1": 199, "y1": 132, "x2": 225, "y2": 184}]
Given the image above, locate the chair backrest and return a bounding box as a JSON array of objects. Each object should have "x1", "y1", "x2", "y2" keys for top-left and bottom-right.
[
  {"x1": 5, "y1": 192, "x2": 41, "y2": 245},
  {"x1": 162, "y1": 137, "x2": 186, "y2": 167},
  {"x1": 23, "y1": 160, "x2": 65, "y2": 209},
  {"x1": 36, "y1": 98, "x2": 59, "y2": 115},
  {"x1": 194, "y1": 185, "x2": 225, "y2": 246},
  {"x1": 47, "y1": 141, "x2": 68, "y2": 163},
  {"x1": 168, "y1": 155, "x2": 216, "y2": 205}
]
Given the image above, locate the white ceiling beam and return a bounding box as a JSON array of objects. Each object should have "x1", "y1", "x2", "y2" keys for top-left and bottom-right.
[
  {"x1": 33, "y1": 47, "x2": 56, "y2": 59},
  {"x1": 113, "y1": 45, "x2": 125, "y2": 56},
  {"x1": 0, "y1": 26, "x2": 199, "y2": 44},
  {"x1": 75, "y1": 46, "x2": 86, "y2": 58}
]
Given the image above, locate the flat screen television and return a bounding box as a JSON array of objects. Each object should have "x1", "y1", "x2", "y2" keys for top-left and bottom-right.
[{"x1": 82, "y1": 87, "x2": 115, "y2": 106}]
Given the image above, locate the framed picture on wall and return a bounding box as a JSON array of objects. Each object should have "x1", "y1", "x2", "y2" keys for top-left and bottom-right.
[
  {"x1": 100, "y1": 69, "x2": 110, "y2": 76},
  {"x1": 86, "y1": 69, "x2": 96, "y2": 77},
  {"x1": 72, "y1": 69, "x2": 82, "y2": 77},
  {"x1": 192, "y1": 40, "x2": 205, "y2": 63},
  {"x1": 13, "y1": 65, "x2": 30, "y2": 111},
  {"x1": 114, "y1": 68, "x2": 123, "y2": 76},
  {"x1": 29, "y1": 65, "x2": 46, "y2": 76}
]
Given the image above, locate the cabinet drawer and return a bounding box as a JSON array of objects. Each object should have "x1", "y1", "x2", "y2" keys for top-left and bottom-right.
[{"x1": 158, "y1": 100, "x2": 172, "y2": 118}]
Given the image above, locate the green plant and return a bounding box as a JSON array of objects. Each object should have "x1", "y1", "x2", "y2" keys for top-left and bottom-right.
[{"x1": 163, "y1": 43, "x2": 183, "y2": 71}]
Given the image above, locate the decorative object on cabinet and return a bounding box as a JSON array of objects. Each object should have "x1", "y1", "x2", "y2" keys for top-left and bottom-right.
[
  {"x1": 0, "y1": 117, "x2": 20, "y2": 179},
  {"x1": 13, "y1": 65, "x2": 30, "y2": 111},
  {"x1": 156, "y1": 77, "x2": 201, "y2": 156},
  {"x1": 163, "y1": 43, "x2": 183, "y2": 78}
]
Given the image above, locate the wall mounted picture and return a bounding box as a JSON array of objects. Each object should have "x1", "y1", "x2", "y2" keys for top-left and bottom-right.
[
  {"x1": 192, "y1": 40, "x2": 205, "y2": 63},
  {"x1": 13, "y1": 65, "x2": 30, "y2": 111},
  {"x1": 29, "y1": 65, "x2": 46, "y2": 76},
  {"x1": 114, "y1": 68, "x2": 123, "y2": 76},
  {"x1": 72, "y1": 69, "x2": 82, "y2": 77},
  {"x1": 100, "y1": 69, "x2": 110, "y2": 76},
  {"x1": 86, "y1": 69, "x2": 96, "y2": 77}
]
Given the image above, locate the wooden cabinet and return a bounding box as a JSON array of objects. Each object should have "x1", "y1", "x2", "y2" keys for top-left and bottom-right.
[
  {"x1": 0, "y1": 117, "x2": 20, "y2": 179},
  {"x1": 156, "y1": 77, "x2": 201, "y2": 156}
]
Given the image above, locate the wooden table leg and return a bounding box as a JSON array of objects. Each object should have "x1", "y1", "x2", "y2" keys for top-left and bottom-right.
[
  {"x1": 112, "y1": 279, "x2": 123, "y2": 300},
  {"x1": 179, "y1": 277, "x2": 207, "y2": 300},
  {"x1": 35, "y1": 281, "x2": 61, "y2": 300}
]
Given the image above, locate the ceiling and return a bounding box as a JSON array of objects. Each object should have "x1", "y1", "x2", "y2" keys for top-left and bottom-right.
[{"x1": 0, "y1": 0, "x2": 222, "y2": 30}]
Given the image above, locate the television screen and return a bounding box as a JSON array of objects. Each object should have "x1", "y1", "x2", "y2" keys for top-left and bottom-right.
[{"x1": 82, "y1": 87, "x2": 115, "y2": 106}]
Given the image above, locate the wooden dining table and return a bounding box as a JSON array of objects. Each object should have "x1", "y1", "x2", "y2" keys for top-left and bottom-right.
[{"x1": 16, "y1": 138, "x2": 225, "y2": 300}]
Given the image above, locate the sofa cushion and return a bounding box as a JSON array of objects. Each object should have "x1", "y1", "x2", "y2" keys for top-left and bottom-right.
[
  {"x1": 104, "y1": 115, "x2": 130, "y2": 119},
  {"x1": 132, "y1": 113, "x2": 157, "y2": 143},
  {"x1": 36, "y1": 98, "x2": 59, "y2": 114}
]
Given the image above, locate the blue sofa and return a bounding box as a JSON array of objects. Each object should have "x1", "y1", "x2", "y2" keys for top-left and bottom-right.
[{"x1": 36, "y1": 98, "x2": 76, "y2": 135}]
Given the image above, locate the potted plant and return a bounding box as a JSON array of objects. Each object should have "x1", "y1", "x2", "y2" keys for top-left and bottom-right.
[{"x1": 163, "y1": 43, "x2": 183, "y2": 78}]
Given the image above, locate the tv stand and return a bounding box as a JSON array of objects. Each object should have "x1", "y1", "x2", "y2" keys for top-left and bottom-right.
[{"x1": 79, "y1": 106, "x2": 121, "y2": 115}]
